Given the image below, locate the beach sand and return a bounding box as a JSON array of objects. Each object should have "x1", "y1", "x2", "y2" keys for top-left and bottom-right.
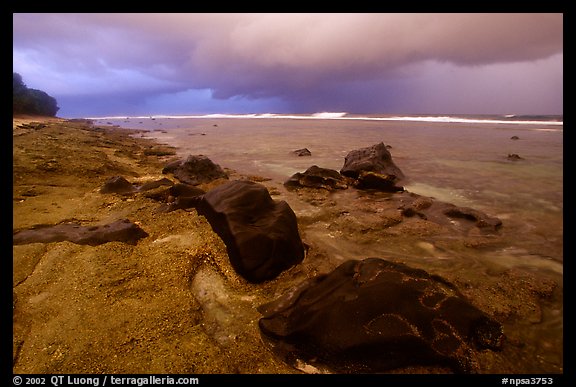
[
  {"x1": 12, "y1": 117, "x2": 562, "y2": 374},
  {"x1": 12, "y1": 117, "x2": 300, "y2": 373}
]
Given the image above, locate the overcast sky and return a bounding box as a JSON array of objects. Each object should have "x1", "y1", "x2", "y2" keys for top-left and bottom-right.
[{"x1": 13, "y1": 13, "x2": 563, "y2": 118}]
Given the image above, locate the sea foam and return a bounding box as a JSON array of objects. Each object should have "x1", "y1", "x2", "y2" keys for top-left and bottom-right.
[{"x1": 88, "y1": 112, "x2": 563, "y2": 126}]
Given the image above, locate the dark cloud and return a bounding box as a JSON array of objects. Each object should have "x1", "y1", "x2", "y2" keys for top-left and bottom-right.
[{"x1": 13, "y1": 13, "x2": 563, "y2": 115}]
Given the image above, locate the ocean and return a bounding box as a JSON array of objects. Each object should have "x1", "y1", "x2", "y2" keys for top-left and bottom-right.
[
  {"x1": 95, "y1": 113, "x2": 563, "y2": 262},
  {"x1": 93, "y1": 113, "x2": 563, "y2": 372}
]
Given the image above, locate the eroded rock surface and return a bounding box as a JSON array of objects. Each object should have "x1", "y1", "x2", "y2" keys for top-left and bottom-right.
[
  {"x1": 354, "y1": 170, "x2": 404, "y2": 192},
  {"x1": 258, "y1": 258, "x2": 504, "y2": 374},
  {"x1": 340, "y1": 142, "x2": 405, "y2": 181},
  {"x1": 398, "y1": 192, "x2": 502, "y2": 231},
  {"x1": 284, "y1": 165, "x2": 348, "y2": 191},
  {"x1": 13, "y1": 219, "x2": 148, "y2": 246}
]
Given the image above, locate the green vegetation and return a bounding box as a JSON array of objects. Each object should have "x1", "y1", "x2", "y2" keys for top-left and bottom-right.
[{"x1": 13, "y1": 72, "x2": 60, "y2": 116}]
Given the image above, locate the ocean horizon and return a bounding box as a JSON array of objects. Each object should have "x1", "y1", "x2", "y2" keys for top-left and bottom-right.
[{"x1": 85, "y1": 112, "x2": 564, "y2": 127}]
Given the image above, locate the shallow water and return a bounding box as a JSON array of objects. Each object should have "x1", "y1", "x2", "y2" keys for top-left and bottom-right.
[
  {"x1": 102, "y1": 115, "x2": 563, "y2": 260},
  {"x1": 98, "y1": 114, "x2": 563, "y2": 373}
]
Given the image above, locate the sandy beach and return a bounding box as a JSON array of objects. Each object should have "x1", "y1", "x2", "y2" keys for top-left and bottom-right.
[
  {"x1": 12, "y1": 117, "x2": 562, "y2": 374},
  {"x1": 13, "y1": 117, "x2": 301, "y2": 373}
]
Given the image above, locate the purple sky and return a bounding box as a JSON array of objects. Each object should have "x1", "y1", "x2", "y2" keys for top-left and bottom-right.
[{"x1": 13, "y1": 13, "x2": 563, "y2": 118}]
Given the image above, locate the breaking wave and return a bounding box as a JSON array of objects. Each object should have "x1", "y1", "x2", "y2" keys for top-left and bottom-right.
[{"x1": 88, "y1": 112, "x2": 563, "y2": 126}]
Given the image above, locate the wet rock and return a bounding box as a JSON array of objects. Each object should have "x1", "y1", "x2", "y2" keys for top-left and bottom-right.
[
  {"x1": 340, "y1": 142, "x2": 405, "y2": 182},
  {"x1": 442, "y1": 205, "x2": 503, "y2": 230},
  {"x1": 13, "y1": 219, "x2": 148, "y2": 246},
  {"x1": 507, "y1": 153, "x2": 524, "y2": 161},
  {"x1": 292, "y1": 148, "x2": 312, "y2": 157},
  {"x1": 258, "y1": 258, "x2": 504, "y2": 374},
  {"x1": 162, "y1": 155, "x2": 228, "y2": 185},
  {"x1": 399, "y1": 195, "x2": 434, "y2": 218},
  {"x1": 284, "y1": 165, "x2": 348, "y2": 191},
  {"x1": 354, "y1": 170, "x2": 404, "y2": 192},
  {"x1": 194, "y1": 180, "x2": 305, "y2": 283},
  {"x1": 399, "y1": 193, "x2": 502, "y2": 231},
  {"x1": 100, "y1": 176, "x2": 137, "y2": 195}
]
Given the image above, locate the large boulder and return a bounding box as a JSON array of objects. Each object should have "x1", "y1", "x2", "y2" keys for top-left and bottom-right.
[
  {"x1": 258, "y1": 258, "x2": 504, "y2": 374},
  {"x1": 340, "y1": 142, "x2": 405, "y2": 183},
  {"x1": 162, "y1": 155, "x2": 228, "y2": 185},
  {"x1": 13, "y1": 219, "x2": 148, "y2": 246},
  {"x1": 194, "y1": 180, "x2": 305, "y2": 283},
  {"x1": 284, "y1": 165, "x2": 348, "y2": 191}
]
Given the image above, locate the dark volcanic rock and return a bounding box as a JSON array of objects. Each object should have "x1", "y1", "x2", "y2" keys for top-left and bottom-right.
[
  {"x1": 507, "y1": 153, "x2": 524, "y2": 161},
  {"x1": 292, "y1": 148, "x2": 312, "y2": 157},
  {"x1": 340, "y1": 142, "x2": 405, "y2": 182},
  {"x1": 157, "y1": 184, "x2": 205, "y2": 212},
  {"x1": 146, "y1": 183, "x2": 206, "y2": 212},
  {"x1": 144, "y1": 183, "x2": 205, "y2": 204},
  {"x1": 195, "y1": 180, "x2": 305, "y2": 283},
  {"x1": 159, "y1": 196, "x2": 203, "y2": 213},
  {"x1": 258, "y1": 258, "x2": 504, "y2": 374},
  {"x1": 165, "y1": 183, "x2": 206, "y2": 211},
  {"x1": 162, "y1": 155, "x2": 228, "y2": 185},
  {"x1": 284, "y1": 165, "x2": 348, "y2": 191},
  {"x1": 442, "y1": 205, "x2": 503, "y2": 230},
  {"x1": 13, "y1": 219, "x2": 148, "y2": 246},
  {"x1": 510, "y1": 136, "x2": 520, "y2": 140},
  {"x1": 354, "y1": 170, "x2": 404, "y2": 192},
  {"x1": 100, "y1": 176, "x2": 137, "y2": 195},
  {"x1": 167, "y1": 183, "x2": 206, "y2": 198},
  {"x1": 399, "y1": 193, "x2": 502, "y2": 231}
]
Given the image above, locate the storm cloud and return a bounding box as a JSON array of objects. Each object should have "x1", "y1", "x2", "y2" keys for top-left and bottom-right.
[{"x1": 13, "y1": 13, "x2": 563, "y2": 116}]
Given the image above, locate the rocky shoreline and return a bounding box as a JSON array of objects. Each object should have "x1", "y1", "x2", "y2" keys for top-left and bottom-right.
[{"x1": 12, "y1": 117, "x2": 562, "y2": 374}]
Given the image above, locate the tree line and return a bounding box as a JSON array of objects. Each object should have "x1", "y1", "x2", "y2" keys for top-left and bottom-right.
[{"x1": 13, "y1": 72, "x2": 60, "y2": 116}]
